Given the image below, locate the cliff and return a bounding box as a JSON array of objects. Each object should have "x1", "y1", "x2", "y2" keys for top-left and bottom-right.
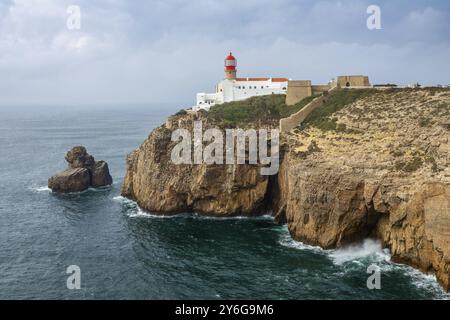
[
  {"x1": 277, "y1": 88, "x2": 450, "y2": 290},
  {"x1": 122, "y1": 95, "x2": 290, "y2": 215},
  {"x1": 122, "y1": 88, "x2": 450, "y2": 290}
]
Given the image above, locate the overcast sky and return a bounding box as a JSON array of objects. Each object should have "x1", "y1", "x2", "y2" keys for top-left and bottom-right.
[{"x1": 0, "y1": 0, "x2": 449, "y2": 107}]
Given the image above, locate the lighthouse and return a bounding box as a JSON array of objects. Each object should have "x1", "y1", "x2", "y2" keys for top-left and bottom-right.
[
  {"x1": 224, "y1": 52, "x2": 237, "y2": 80},
  {"x1": 193, "y1": 52, "x2": 289, "y2": 111}
]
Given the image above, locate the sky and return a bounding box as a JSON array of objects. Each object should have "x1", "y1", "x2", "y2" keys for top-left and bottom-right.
[{"x1": 0, "y1": 0, "x2": 449, "y2": 107}]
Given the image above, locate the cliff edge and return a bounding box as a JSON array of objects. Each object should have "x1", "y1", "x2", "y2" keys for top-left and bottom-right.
[{"x1": 122, "y1": 88, "x2": 450, "y2": 290}]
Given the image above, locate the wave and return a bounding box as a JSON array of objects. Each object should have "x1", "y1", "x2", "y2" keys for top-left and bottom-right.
[
  {"x1": 402, "y1": 265, "x2": 450, "y2": 300},
  {"x1": 113, "y1": 196, "x2": 184, "y2": 219},
  {"x1": 278, "y1": 230, "x2": 450, "y2": 299},
  {"x1": 113, "y1": 196, "x2": 274, "y2": 221},
  {"x1": 30, "y1": 186, "x2": 51, "y2": 193},
  {"x1": 278, "y1": 226, "x2": 325, "y2": 254},
  {"x1": 328, "y1": 239, "x2": 391, "y2": 266},
  {"x1": 278, "y1": 230, "x2": 390, "y2": 265},
  {"x1": 189, "y1": 213, "x2": 274, "y2": 221},
  {"x1": 31, "y1": 185, "x2": 111, "y2": 195}
]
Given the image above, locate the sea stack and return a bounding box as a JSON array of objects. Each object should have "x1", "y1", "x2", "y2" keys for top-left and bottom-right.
[{"x1": 48, "y1": 146, "x2": 112, "y2": 193}]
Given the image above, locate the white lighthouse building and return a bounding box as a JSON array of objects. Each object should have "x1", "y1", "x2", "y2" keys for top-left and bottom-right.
[{"x1": 193, "y1": 53, "x2": 289, "y2": 111}]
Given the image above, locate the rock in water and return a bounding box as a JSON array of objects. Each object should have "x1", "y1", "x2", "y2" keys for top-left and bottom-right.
[
  {"x1": 48, "y1": 146, "x2": 113, "y2": 193},
  {"x1": 48, "y1": 168, "x2": 91, "y2": 193},
  {"x1": 91, "y1": 161, "x2": 113, "y2": 187},
  {"x1": 65, "y1": 146, "x2": 95, "y2": 170}
]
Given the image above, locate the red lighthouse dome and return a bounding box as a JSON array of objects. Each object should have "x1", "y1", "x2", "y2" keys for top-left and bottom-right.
[{"x1": 224, "y1": 52, "x2": 236, "y2": 70}]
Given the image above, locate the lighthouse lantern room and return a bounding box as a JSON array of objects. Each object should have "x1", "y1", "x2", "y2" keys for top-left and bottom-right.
[{"x1": 224, "y1": 52, "x2": 237, "y2": 80}]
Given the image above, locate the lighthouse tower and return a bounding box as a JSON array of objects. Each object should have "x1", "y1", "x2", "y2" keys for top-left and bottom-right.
[{"x1": 224, "y1": 52, "x2": 237, "y2": 80}]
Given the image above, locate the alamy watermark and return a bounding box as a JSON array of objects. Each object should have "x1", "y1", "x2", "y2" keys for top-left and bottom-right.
[
  {"x1": 367, "y1": 5, "x2": 381, "y2": 30},
  {"x1": 66, "y1": 5, "x2": 81, "y2": 30},
  {"x1": 170, "y1": 121, "x2": 279, "y2": 175},
  {"x1": 66, "y1": 265, "x2": 81, "y2": 290},
  {"x1": 366, "y1": 264, "x2": 381, "y2": 290}
]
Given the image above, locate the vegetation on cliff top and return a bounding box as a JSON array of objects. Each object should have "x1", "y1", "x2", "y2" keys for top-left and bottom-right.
[
  {"x1": 301, "y1": 89, "x2": 378, "y2": 131},
  {"x1": 207, "y1": 94, "x2": 318, "y2": 126},
  {"x1": 302, "y1": 87, "x2": 450, "y2": 132}
]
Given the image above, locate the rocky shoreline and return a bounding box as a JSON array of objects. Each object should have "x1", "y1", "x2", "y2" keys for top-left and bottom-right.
[{"x1": 121, "y1": 88, "x2": 450, "y2": 291}]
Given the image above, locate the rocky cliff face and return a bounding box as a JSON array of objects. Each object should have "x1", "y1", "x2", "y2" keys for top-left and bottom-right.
[
  {"x1": 121, "y1": 88, "x2": 450, "y2": 290},
  {"x1": 277, "y1": 88, "x2": 450, "y2": 290},
  {"x1": 122, "y1": 112, "x2": 275, "y2": 215}
]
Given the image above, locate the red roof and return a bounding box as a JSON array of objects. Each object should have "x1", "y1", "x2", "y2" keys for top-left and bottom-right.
[
  {"x1": 225, "y1": 52, "x2": 236, "y2": 60},
  {"x1": 236, "y1": 77, "x2": 288, "y2": 82}
]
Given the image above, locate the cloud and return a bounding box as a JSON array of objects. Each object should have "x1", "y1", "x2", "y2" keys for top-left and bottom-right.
[{"x1": 0, "y1": 0, "x2": 449, "y2": 107}]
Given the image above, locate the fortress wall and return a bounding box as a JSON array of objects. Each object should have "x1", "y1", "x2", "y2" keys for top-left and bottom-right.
[
  {"x1": 280, "y1": 96, "x2": 325, "y2": 133},
  {"x1": 285, "y1": 80, "x2": 312, "y2": 106},
  {"x1": 336, "y1": 76, "x2": 370, "y2": 87},
  {"x1": 312, "y1": 85, "x2": 331, "y2": 95},
  {"x1": 280, "y1": 86, "x2": 339, "y2": 133}
]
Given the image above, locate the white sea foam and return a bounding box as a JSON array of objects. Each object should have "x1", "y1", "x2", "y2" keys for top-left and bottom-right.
[
  {"x1": 30, "y1": 186, "x2": 51, "y2": 193},
  {"x1": 328, "y1": 239, "x2": 391, "y2": 265},
  {"x1": 112, "y1": 195, "x2": 136, "y2": 205},
  {"x1": 278, "y1": 226, "x2": 324, "y2": 253},
  {"x1": 113, "y1": 196, "x2": 186, "y2": 219},
  {"x1": 113, "y1": 196, "x2": 275, "y2": 220},
  {"x1": 190, "y1": 213, "x2": 274, "y2": 221},
  {"x1": 278, "y1": 229, "x2": 450, "y2": 299},
  {"x1": 32, "y1": 185, "x2": 111, "y2": 195},
  {"x1": 391, "y1": 264, "x2": 450, "y2": 299},
  {"x1": 87, "y1": 186, "x2": 111, "y2": 192}
]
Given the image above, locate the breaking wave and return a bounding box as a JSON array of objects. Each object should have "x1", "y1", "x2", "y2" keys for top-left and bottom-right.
[
  {"x1": 31, "y1": 185, "x2": 111, "y2": 194},
  {"x1": 328, "y1": 239, "x2": 391, "y2": 265},
  {"x1": 278, "y1": 225, "x2": 325, "y2": 254},
  {"x1": 278, "y1": 227, "x2": 450, "y2": 299},
  {"x1": 112, "y1": 196, "x2": 177, "y2": 219},
  {"x1": 113, "y1": 195, "x2": 274, "y2": 220},
  {"x1": 30, "y1": 186, "x2": 51, "y2": 193}
]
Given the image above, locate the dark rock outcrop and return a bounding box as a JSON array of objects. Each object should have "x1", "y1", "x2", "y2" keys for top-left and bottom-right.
[
  {"x1": 65, "y1": 146, "x2": 95, "y2": 170},
  {"x1": 91, "y1": 161, "x2": 113, "y2": 187},
  {"x1": 48, "y1": 146, "x2": 112, "y2": 193},
  {"x1": 48, "y1": 168, "x2": 91, "y2": 193}
]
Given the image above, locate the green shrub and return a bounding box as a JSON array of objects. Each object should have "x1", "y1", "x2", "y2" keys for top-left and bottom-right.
[
  {"x1": 419, "y1": 117, "x2": 432, "y2": 127},
  {"x1": 431, "y1": 103, "x2": 449, "y2": 116},
  {"x1": 301, "y1": 89, "x2": 378, "y2": 131},
  {"x1": 336, "y1": 123, "x2": 347, "y2": 132},
  {"x1": 175, "y1": 109, "x2": 188, "y2": 116},
  {"x1": 403, "y1": 157, "x2": 423, "y2": 172},
  {"x1": 425, "y1": 155, "x2": 439, "y2": 173},
  {"x1": 207, "y1": 94, "x2": 319, "y2": 126},
  {"x1": 390, "y1": 150, "x2": 404, "y2": 157}
]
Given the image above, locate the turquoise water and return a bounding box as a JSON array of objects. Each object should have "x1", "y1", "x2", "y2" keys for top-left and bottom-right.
[{"x1": 0, "y1": 105, "x2": 448, "y2": 299}]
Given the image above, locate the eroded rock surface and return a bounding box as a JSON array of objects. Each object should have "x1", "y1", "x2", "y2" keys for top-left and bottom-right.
[
  {"x1": 122, "y1": 88, "x2": 450, "y2": 290},
  {"x1": 48, "y1": 146, "x2": 113, "y2": 193},
  {"x1": 122, "y1": 112, "x2": 273, "y2": 215},
  {"x1": 48, "y1": 167, "x2": 91, "y2": 193},
  {"x1": 277, "y1": 88, "x2": 450, "y2": 290}
]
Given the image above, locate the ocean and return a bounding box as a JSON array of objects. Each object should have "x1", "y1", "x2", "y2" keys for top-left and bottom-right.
[{"x1": 0, "y1": 105, "x2": 448, "y2": 300}]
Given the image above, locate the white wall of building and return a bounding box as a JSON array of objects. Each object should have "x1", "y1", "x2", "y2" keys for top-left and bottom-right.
[{"x1": 193, "y1": 78, "x2": 288, "y2": 111}]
